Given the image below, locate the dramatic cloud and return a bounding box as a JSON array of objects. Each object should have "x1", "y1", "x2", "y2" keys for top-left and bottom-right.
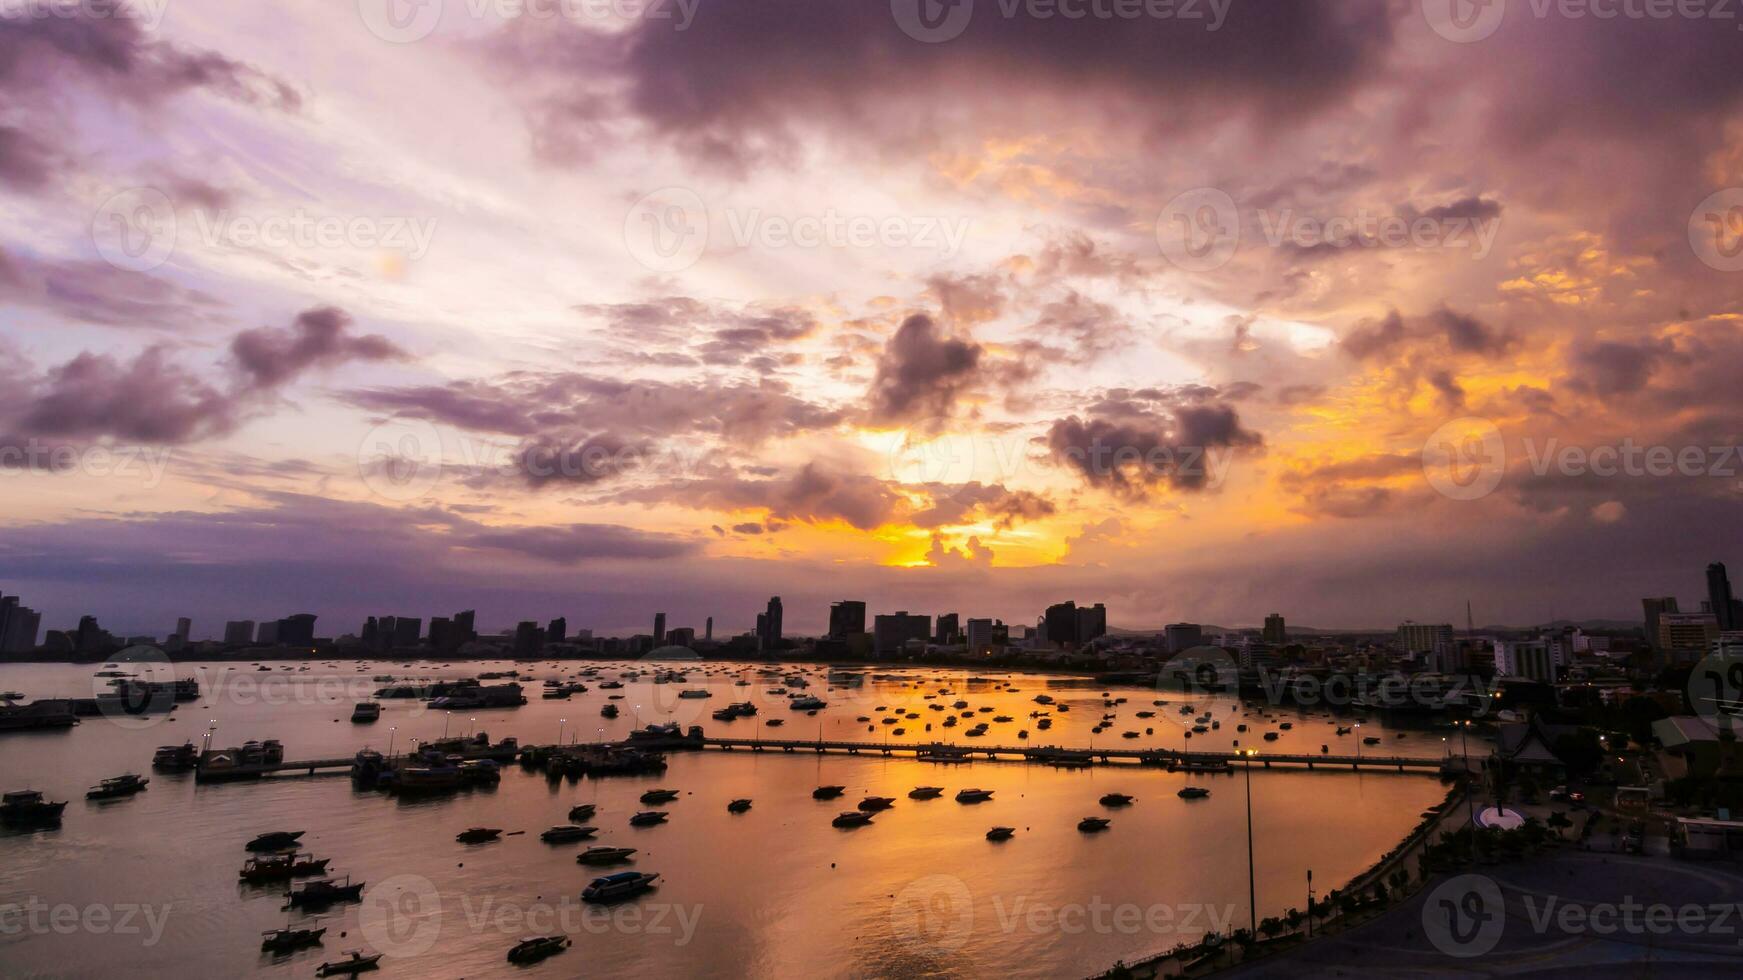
[
  {"x1": 1046, "y1": 389, "x2": 1263, "y2": 498},
  {"x1": 866, "y1": 314, "x2": 982, "y2": 427},
  {"x1": 230, "y1": 307, "x2": 405, "y2": 388}
]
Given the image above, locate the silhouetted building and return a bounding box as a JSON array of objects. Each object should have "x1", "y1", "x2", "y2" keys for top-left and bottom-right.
[
  {"x1": 548, "y1": 617, "x2": 567, "y2": 644},
  {"x1": 667, "y1": 627, "x2": 695, "y2": 647},
  {"x1": 361, "y1": 617, "x2": 380, "y2": 649},
  {"x1": 705, "y1": 617, "x2": 713, "y2": 642},
  {"x1": 1397, "y1": 621, "x2": 1454, "y2": 656},
  {"x1": 1262, "y1": 613, "x2": 1286, "y2": 645},
  {"x1": 1710, "y1": 563, "x2": 1739, "y2": 632},
  {"x1": 513, "y1": 621, "x2": 544, "y2": 657},
  {"x1": 223, "y1": 620, "x2": 255, "y2": 645},
  {"x1": 393, "y1": 617, "x2": 421, "y2": 648},
  {"x1": 278, "y1": 614, "x2": 317, "y2": 646},
  {"x1": 453, "y1": 609, "x2": 477, "y2": 644},
  {"x1": 1643, "y1": 596, "x2": 1679, "y2": 648},
  {"x1": 653, "y1": 612, "x2": 666, "y2": 645},
  {"x1": 758, "y1": 596, "x2": 783, "y2": 649},
  {"x1": 0, "y1": 593, "x2": 41, "y2": 654},
  {"x1": 828, "y1": 600, "x2": 867, "y2": 638},
  {"x1": 874, "y1": 611, "x2": 930, "y2": 658},
  {"x1": 1045, "y1": 601, "x2": 1079, "y2": 645},
  {"x1": 966, "y1": 618, "x2": 997, "y2": 655},
  {"x1": 428, "y1": 616, "x2": 453, "y2": 651},
  {"x1": 256, "y1": 620, "x2": 279, "y2": 644},
  {"x1": 171, "y1": 617, "x2": 191, "y2": 648},
  {"x1": 1163, "y1": 623, "x2": 1204, "y2": 654},
  {"x1": 935, "y1": 613, "x2": 960, "y2": 645},
  {"x1": 1076, "y1": 604, "x2": 1107, "y2": 644}
]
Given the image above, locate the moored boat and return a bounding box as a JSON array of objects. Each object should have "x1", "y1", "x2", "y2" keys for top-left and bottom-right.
[
  {"x1": 639, "y1": 788, "x2": 679, "y2": 804},
  {"x1": 1099, "y1": 793, "x2": 1134, "y2": 807},
  {"x1": 456, "y1": 827, "x2": 502, "y2": 844},
  {"x1": 954, "y1": 788, "x2": 994, "y2": 803},
  {"x1": 540, "y1": 825, "x2": 598, "y2": 843},
  {"x1": 289, "y1": 877, "x2": 365, "y2": 908},
  {"x1": 260, "y1": 926, "x2": 324, "y2": 953},
  {"x1": 832, "y1": 810, "x2": 874, "y2": 828},
  {"x1": 1178, "y1": 787, "x2": 1211, "y2": 799},
  {"x1": 315, "y1": 950, "x2": 381, "y2": 976},
  {"x1": 812, "y1": 785, "x2": 845, "y2": 800},
  {"x1": 628, "y1": 810, "x2": 668, "y2": 826},
  {"x1": 245, "y1": 830, "x2": 305, "y2": 851},
  {"x1": 986, "y1": 826, "x2": 1016, "y2": 841},
  {"x1": 1078, "y1": 816, "x2": 1112, "y2": 832},
  {"x1": 907, "y1": 786, "x2": 944, "y2": 799},
  {"x1": 582, "y1": 871, "x2": 659, "y2": 902},
  {"x1": 727, "y1": 798, "x2": 752, "y2": 813},
  {"x1": 857, "y1": 796, "x2": 896, "y2": 812},
  {"x1": 506, "y1": 935, "x2": 570, "y2": 964},
  {"x1": 86, "y1": 773, "x2": 149, "y2": 800},
  {"x1": 567, "y1": 803, "x2": 597, "y2": 822},
  {"x1": 0, "y1": 790, "x2": 66, "y2": 826},
  {"x1": 577, "y1": 846, "x2": 636, "y2": 865}
]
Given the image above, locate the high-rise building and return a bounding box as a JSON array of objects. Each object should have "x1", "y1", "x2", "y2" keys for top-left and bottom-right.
[
  {"x1": 873, "y1": 611, "x2": 931, "y2": 658},
  {"x1": 1262, "y1": 613, "x2": 1287, "y2": 645},
  {"x1": 1044, "y1": 601, "x2": 1078, "y2": 646},
  {"x1": 428, "y1": 616, "x2": 452, "y2": 651},
  {"x1": 935, "y1": 613, "x2": 960, "y2": 645},
  {"x1": 1164, "y1": 623, "x2": 1205, "y2": 654},
  {"x1": 548, "y1": 617, "x2": 567, "y2": 644},
  {"x1": 278, "y1": 614, "x2": 317, "y2": 646},
  {"x1": 513, "y1": 621, "x2": 543, "y2": 657},
  {"x1": 705, "y1": 617, "x2": 713, "y2": 642},
  {"x1": 0, "y1": 593, "x2": 41, "y2": 654},
  {"x1": 653, "y1": 612, "x2": 666, "y2": 645},
  {"x1": 667, "y1": 627, "x2": 695, "y2": 647},
  {"x1": 965, "y1": 618, "x2": 997, "y2": 656},
  {"x1": 223, "y1": 620, "x2": 255, "y2": 645},
  {"x1": 393, "y1": 617, "x2": 421, "y2": 648},
  {"x1": 172, "y1": 617, "x2": 192, "y2": 647},
  {"x1": 1499, "y1": 638, "x2": 1556, "y2": 683},
  {"x1": 1075, "y1": 604, "x2": 1107, "y2": 644},
  {"x1": 1709, "y1": 563, "x2": 1738, "y2": 632},
  {"x1": 1396, "y1": 621, "x2": 1455, "y2": 655},
  {"x1": 256, "y1": 620, "x2": 279, "y2": 644},
  {"x1": 1643, "y1": 596, "x2": 1679, "y2": 648},
  {"x1": 828, "y1": 601, "x2": 867, "y2": 638},
  {"x1": 453, "y1": 609, "x2": 477, "y2": 644},
  {"x1": 758, "y1": 597, "x2": 783, "y2": 649},
  {"x1": 1660, "y1": 612, "x2": 1720, "y2": 662}
]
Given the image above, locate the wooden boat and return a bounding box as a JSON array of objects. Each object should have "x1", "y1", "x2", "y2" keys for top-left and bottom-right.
[{"x1": 315, "y1": 950, "x2": 381, "y2": 976}]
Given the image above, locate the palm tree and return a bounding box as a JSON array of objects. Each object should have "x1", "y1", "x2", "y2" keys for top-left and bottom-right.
[{"x1": 1548, "y1": 810, "x2": 1574, "y2": 840}]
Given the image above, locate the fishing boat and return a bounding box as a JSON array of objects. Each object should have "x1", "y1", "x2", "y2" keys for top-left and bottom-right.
[
  {"x1": 907, "y1": 786, "x2": 944, "y2": 799},
  {"x1": 239, "y1": 853, "x2": 331, "y2": 882},
  {"x1": 582, "y1": 871, "x2": 659, "y2": 902},
  {"x1": 1078, "y1": 816, "x2": 1112, "y2": 832},
  {"x1": 456, "y1": 827, "x2": 502, "y2": 844},
  {"x1": 260, "y1": 926, "x2": 324, "y2": 953},
  {"x1": 540, "y1": 825, "x2": 598, "y2": 843},
  {"x1": 314, "y1": 950, "x2": 381, "y2": 976},
  {"x1": 629, "y1": 810, "x2": 669, "y2": 826},
  {"x1": 812, "y1": 785, "x2": 846, "y2": 800},
  {"x1": 1099, "y1": 793, "x2": 1134, "y2": 807},
  {"x1": 506, "y1": 935, "x2": 570, "y2": 964},
  {"x1": 577, "y1": 846, "x2": 636, "y2": 865},
  {"x1": 954, "y1": 788, "x2": 994, "y2": 803},
  {"x1": 986, "y1": 826, "x2": 1016, "y2": 841},
  {"x1": 0, "y1": 790, "x2": 65, "y2": 826},
  {"x1": 245, "y1": 830, "x2": 305, "y2": 851},
  {"x1": 727, "y1": 798, "x2": 752, "y2": 813},
  {"x1": 639, "y1": 788, "x2": 679, "y2": 804},
  {"x1": 832, "y1": 810, "x2": 874, "y2": 828},
  {"x1": 567, "y1": 803, "x2": 597, "y2": 822},
  {"x1": 86, "y1": 774, "x2": 149, "y2": 800},
  {"x1": 151, "y1": 742, "x2": 198, "y2": 772},
  {"x1": 288, "y1": 877, "x2": 365, "y2": 908},
  {"x1": 1178, "y1": 787, "x2": 1211, "y2": 799}
]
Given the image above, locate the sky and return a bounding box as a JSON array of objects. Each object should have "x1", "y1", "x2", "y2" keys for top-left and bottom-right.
[{"x1": 2, "y1": 0, "x2": 1742, "y2": 638}]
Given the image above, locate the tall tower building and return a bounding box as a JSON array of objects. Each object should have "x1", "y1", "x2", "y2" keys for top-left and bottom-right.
[
  {"x1": 653, "y1": 612, "x2": 667, "y2": 646},
  {"x1": 1643, "y1": 596, "x2": 1680, "y2": 648},
  {"x1": 758, "y1": 597, "x2": 783, "y2": 648},
  {"x1": 1709, "y1": 563, "x2": 1737, "y2": 632},
  {"x1": 1262, "y1": 613, "x2": 1286, "y2": 645}
]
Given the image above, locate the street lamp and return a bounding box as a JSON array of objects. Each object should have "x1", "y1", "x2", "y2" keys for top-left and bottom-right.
[
  {"x1": 388, "y1": 726, "x2": 396, "y2": 759},
  {"x1": 558, "y1": 718, "x2": 566, "y2": 746},
  {"x1": 1354, "y1": 722, "x2": 1363, "y2": 765},
  {"x1": 443, "y1": 711, "x2": 451, "y2": 739},
  {"x1": 1242, "y1": 748, "x2": 1258, "y2": 937}
]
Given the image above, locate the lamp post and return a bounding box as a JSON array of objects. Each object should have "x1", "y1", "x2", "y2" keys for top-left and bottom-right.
[
  {"x1": 387, "y1": 726, "x2": 396, "y2": 760},
  {"x1": 443, "y1": 711, "x2": 451, "y2": 739},
  {"x1": 1354, "y1": 722, "x2": 1363, "y2": 766},
  {"x1": 1306, "y1": 868, "x2": 1313, "y2": 939},
  {"x1": 1243, "y1": 748, "x2": 1258, "y2": 937},
  {"x1": 558, "y1": 718, "x2": 566, "y2": 746}
]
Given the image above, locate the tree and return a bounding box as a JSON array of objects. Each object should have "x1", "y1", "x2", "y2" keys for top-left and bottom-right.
[
  {"x1": 1548, "y1": 810, "x2": 1574, "y2": 839},
  {"x1": 1284, "y1": 907, "x2": 1303, "y2": 930},
  {"x1": 1260, "y1": 917, "x2": 1284, "y2": 940}
]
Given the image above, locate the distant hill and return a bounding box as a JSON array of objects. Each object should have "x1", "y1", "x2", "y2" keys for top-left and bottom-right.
[{"x1": 1109, "y1": 618, "x2": 1645, "y2": 637}]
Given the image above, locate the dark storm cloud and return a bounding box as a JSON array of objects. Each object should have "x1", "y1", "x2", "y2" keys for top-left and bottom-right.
[
  {"x1": 461, "y1": 522, "x2": 695, "y2": 563},
  {"x1": 230, "y1": 307, "x2": 405, "y2": 388},
  {"x1": 485, "y1": 0, "x2": 1395, "y2": 168},
  {"x1": 1045, "y1": 387, "x2": 1263, "y2": 498},
  {"x1": 1340, "y1": 307, "x2": 1514, "y2": 362},
  {"x1": 611, "y1": 462, "x2": 905, "y2": 531},
  {"x1": 1569, "y1": 337, "x2": 1680, "y2": 396},
  {"x1": 866, "y1": 314, "x2": 982, "y2": 427}
]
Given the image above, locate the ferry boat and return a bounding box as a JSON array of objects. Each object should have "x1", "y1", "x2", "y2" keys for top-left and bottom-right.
[
  {"x1": 582, "y1": 871, "x2": 659, "y2": 902},
  {"x1": 0, "y1": 790, "x2": 66, "y2": 826},
  {"x1": 289, "y1": 876, "x2": 365, "y2": 908},
  {"x1": 0, "y1": 699, "x2": 78, "y2": 731},
  {"x1": 86, "y1": 773, "x2": 149, "y2": 800},
  {"x1": 349, "y1": 702, "x2": 381, "y2": 723},
  {"x1": 577, "y1": 846, "x2": 635, "y2": 865}
]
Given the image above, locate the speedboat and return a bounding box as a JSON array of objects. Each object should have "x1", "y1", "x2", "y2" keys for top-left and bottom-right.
[
  {"x1": 727, "y1": 798, "x2": 752, "y2": 813},
  {"x1": 812, "y1": 785, "x2": 846, "y2": 800},
  {"x1": 246, "y1": 830, "x2": 305, "y2": 851},
  {"x1": 832, "y1": 810, "x2": 875, "y2": 828},
  {"x1": 954, "y1": 788, "x2": 994, "y2": 803},
  {"x1": 315, "y1": 951, "x2": 381, "y2": 976},
  {"x1": 1178, "y1": 787, "x2": 1211, "y2": 799},
  {"x1": 789, "y1": 696, "x2": 827, "y2": 711},
  {"x1": 582, "y1": 871, "x2": 659, "y2": 902},
  {"x1": 289, "y1": 877, "x2": 365, "y2": 908},
  {"x1": 986, "y1": 826, "x2": 1016, "y2": 841},
  {"x1": 858, "y1": 796, "x2": 896, "y2": 812},
  {"x1": 628, "y1": 811, "x2": 668, "y2": 826},
  {"x1": 1099, "y1": 793, "x2": 1134, "y2": 807},
  {"x1": 261, "y1": 926, "x2": 325, "y2": 953},
  {"x1": 908, "y1": 786, "x2": 944, "y2": 799},
  {"x1": 507, "y1": 935, "x2": 570, "y2": 964},
  {"x1": 456, "y1": 827, "x2": 503, "y2": 844},
  {"x1": 568, "y1": 803, "x2": 597, "y2": 822},
  {"x1": 540, "y1": 825, "x2": 598, "y2": 843},
  {"x1": 577, "y1": 846, "x2": 636, "y2": 865},
  {"x1": 639, "y1": 789, "x2": 680, "y2": 804},
  {"x1": 1078, "y1": 816, "x2": 1111, "y2": 832},
  {"x1": 86, "y1": 774, "x2": 149, "y2": 800}
]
